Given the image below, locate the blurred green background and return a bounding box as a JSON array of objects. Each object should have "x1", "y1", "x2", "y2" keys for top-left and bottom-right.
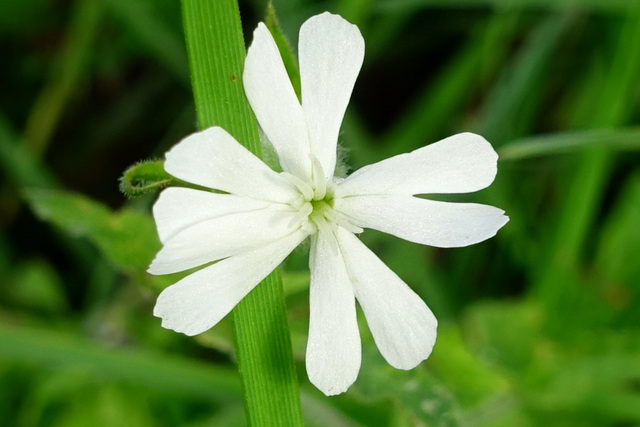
[{"x1": 2, "y1": 0, "x2": 640, "y2": 425}]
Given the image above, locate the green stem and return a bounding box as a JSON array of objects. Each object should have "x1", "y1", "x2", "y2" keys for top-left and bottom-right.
[{"x1": 180, "y1": 0, "x2": 303, "y2": 425}]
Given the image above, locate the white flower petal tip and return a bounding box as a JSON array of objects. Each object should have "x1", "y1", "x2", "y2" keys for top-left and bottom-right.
[
  {"x1": 299, "y1": 12, "x2": 364, "y2": 178},
  {"x1": 337, "y1": 132, "x2": 500, "y2": 197},
  {"x1": 244, "y1": 23, "x2": 311, "y2": 179},
  {"x1": 152, "y1": 230, "x2": 308, "y2": 337},
  {"x1": 388, "y1": 315, "x2": 438, "y2": 370},
  {"x1": 336, "y1": 228, "x2": 438, "y2": 370},
  {"x1": 311, "y1": 374, "x2": 357, "y2": 397},
  {"x1": 336, "y1": 196, "x2": 509, "y2": 249},
  {"x1": 306, "y1": 232, "x2": 361, "y2": 396}
]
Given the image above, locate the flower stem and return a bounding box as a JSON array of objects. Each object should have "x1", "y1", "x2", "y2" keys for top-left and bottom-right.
[{"x1": 180, "y1": 0, "x2": 303, "y2": 424}]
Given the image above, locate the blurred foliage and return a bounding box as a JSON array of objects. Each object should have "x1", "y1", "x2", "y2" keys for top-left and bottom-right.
[{"x1": 1, "y1": 0, "x2": 640, "y2": 425}]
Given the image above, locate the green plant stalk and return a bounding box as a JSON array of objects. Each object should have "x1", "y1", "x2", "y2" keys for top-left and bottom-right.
[{"x1": 180, "y1": 0, "x2": 303, "y2": 425}]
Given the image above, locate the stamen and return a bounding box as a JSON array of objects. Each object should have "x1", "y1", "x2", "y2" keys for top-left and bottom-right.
[
  {"x1": 322, "y1": 208, "x2": 364, "y2": 234},
  {"x1": 309, "y1": 155, "x2": 327, "y2": 200},
  {"x1": 287, "y1": 202, "x2": 313, "y2": 229},
  {"x1": 313, "y1": 214, "x2": 339, "y2": 255},
  {"x1": 281, "y1": 172, "x2": 314, "y2": 201}
]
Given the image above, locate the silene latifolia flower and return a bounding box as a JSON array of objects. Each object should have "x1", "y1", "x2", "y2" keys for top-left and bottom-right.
[{"x1": 148, "y1": 12, "x2": 508, "y2": 395}]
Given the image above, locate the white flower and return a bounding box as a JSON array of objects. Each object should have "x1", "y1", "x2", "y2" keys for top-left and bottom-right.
[{"x1": 148, "y1": 12, "x2": 508, "y2": 396}]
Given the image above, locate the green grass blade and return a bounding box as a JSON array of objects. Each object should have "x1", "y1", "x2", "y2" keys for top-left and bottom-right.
[
  {"x1": 105, "y1": 0, "x2": 190, "y2": 84},
  {"x1": 479, "y1": 13, "x2": 574, "y2": 143},
  {"x1": 379, "y1": 11, "x2": 520, "y2": 157},
  {"x1": 498, "y1": 127, "x2": 640, "y2": 160},
  {"x1": 24, "y1": 188, "x2": 159, "y2": 272},
  {"x1": 534, "y1": 6, "x2": 640, "y2": 326},
  {"x1": 0, "y1": 324, "x2": 241, "y2": 402},
  {"x1": 180, "y1": 0, "x2": 304, "y2": 424}
]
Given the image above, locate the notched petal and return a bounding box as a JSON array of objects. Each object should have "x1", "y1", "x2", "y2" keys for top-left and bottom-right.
[
  {"x1": 306, "y1": 232, "x2": 361, "y2": 395},
  {"x1": 299, "y1": 12, "x2": 365, "y2": 178},
  {"x1": 336, "y1": 228, "x2": 438, "y2": 369}
]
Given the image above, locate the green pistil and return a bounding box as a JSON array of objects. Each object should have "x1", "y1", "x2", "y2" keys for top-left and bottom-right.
[
  {"x1": 311, "y1": 198, "x2": 332, "y2": 211},
  {"x1": 309, "y1": 198, "x2": 335, "y2": 236}
]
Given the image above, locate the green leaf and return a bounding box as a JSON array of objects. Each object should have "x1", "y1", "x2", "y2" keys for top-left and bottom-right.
[
  {"x1": 428, "y1": 324, "x2": 511, "y2": 407},
  {"x1": 530, "y1": 354, "x2": 640, "y2": 423},
  {"x1": 24, "y1": 189, "x2": 159, "y2": 272},
  {"x1": 351, "y1": 339, "x2": 462, "y2": 426},
  {"x1": 463, "y1": 301, "x2": 541, "y2": 373}
]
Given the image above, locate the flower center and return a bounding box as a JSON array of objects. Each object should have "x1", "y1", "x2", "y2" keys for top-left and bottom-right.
[{"x1": 281, "y1": 156, "x2": 362, "y2": 236}]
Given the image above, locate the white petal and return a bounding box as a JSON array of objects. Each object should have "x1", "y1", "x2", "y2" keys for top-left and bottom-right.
[
  {"x1": 152, "y1": 187, "x2": 273, "y2": 243},
  {"x1": 244, "y1": 23, "x2": 311, "y2": 180},
  {"x1": 336, "y1": 228, "x2": 437, "y2": 369},
  {"x1": 164, "y1": 126, "x2": 297, "y2": 203},
  {"x1": 148, "y1": 202, "x2": 296, "y2": 275},
  {"x1": 337, "y1": 133, "x2": 498, "y2": 197},
  {"x1": 299, "y1": 13, "x2": 364, "y2": 178},
  {"x1": 306, "y1": 231, "x2": 361, "y2": 396},
  {"x1": 336, "y1": 194, "x2": 509, "y2": 248},
  {"x1": 153, "y1": 229, "x2": 308, "y2": 336}
]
